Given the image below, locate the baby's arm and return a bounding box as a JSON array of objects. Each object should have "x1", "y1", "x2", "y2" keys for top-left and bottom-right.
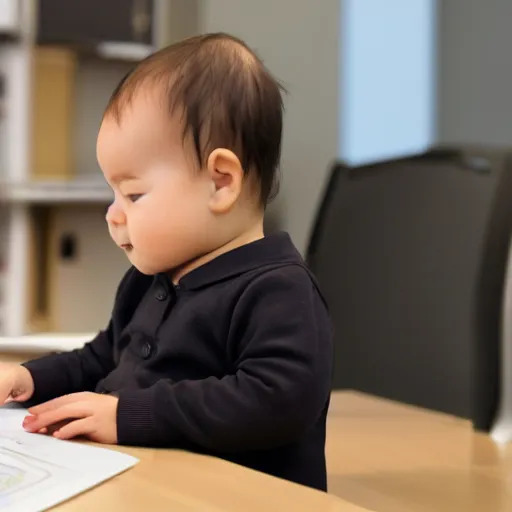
[
  {"x1": 115, "y1": 267, "x2": 333, "y2": 451},
  {"x1": 21, "y1": 267, "x2": 137, "y2": 405},
  {"x1": 21, "y1": 325, "x2": 116, "y2": 406}
]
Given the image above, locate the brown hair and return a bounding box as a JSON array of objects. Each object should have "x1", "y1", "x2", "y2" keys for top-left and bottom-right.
[{"x1": 104, "y1": 32, "x2": 285, "y2": 205}]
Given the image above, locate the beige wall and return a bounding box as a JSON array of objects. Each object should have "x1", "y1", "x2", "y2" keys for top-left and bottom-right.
[
  {"x1": 74, "y1": 59, "x2": 133, "y2": 178},
  {"x1": 51, "y1": 205, "x2": 129, "y2": 332}
]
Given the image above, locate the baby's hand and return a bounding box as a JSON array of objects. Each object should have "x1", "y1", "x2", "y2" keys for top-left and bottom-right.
[
  {"x1": 22, "y1": 392, "x2": 119, "y2": 444},
  {"x1": 0, "y1": 363, "x2": 34, "y2": 404}
]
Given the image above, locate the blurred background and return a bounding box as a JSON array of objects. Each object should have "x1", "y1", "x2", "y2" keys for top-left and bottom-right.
[{"x1": 1, "y1": 0, "x2": 512, "y2": 426}]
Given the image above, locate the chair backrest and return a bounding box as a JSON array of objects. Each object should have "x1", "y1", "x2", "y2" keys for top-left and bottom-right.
[{"x1": 306, "y1": 147, "x2": 512, "y2": 429}]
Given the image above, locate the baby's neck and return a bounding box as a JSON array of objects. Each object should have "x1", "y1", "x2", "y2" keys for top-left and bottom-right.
[{"x1": 171, "y1": 220, "x2": 265, "y2": 285}]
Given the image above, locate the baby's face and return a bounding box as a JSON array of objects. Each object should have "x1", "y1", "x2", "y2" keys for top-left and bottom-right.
[{"x1": 97, "y1": 93, "x2": 213, "y2": 276}]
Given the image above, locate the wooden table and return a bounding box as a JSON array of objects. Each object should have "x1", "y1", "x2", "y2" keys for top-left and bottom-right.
[
  {"x1": 51, "y1": 445, "x2": 363, "y2": 512},
  {"x1": 0, "y1": 351, "x2": 365, "y2": 512},
  {"x1": 5, "y1": 349, "x2": 512, "y2": 511},
  {"x1": 327, "y1": 391, "x2": 512, "y2": 512}
]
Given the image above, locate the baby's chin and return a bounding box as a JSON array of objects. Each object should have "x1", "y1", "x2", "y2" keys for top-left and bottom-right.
[
  {"x1": 125, "y1": 252, "x2": 161, "y2": 276},
  {"x1": 127, "y1": 252, "x2": 178, "y2": 277}
]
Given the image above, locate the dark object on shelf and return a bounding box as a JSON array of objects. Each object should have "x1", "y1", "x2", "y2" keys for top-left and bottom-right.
[
  {"x1": 59, "y1": 233, "x2": 78, "y2": 261},
  {"x1": 306, "y1": 147, "x2": 512, "y2": 432},
  {"x1": 37, "y1": 0, "x2": 154, "y2": 47}
]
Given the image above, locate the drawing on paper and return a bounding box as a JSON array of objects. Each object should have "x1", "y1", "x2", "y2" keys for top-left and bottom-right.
[{"x1": 0, "y1": 447, "x2": 54, "y2": 497}]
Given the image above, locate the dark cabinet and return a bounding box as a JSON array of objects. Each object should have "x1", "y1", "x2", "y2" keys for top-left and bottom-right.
[{"x1": 37, "y1": 0, "x2": 154, "y2": 46}]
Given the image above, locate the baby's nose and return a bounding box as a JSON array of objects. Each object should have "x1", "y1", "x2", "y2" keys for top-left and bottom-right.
[{"x1": 105, "y1": 201, "x2": 126, "y2": 226}]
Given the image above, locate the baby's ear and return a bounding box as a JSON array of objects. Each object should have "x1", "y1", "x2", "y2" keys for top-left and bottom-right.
[{"x1": 206, "y1": 148, "x2": 244, "y2": 213}]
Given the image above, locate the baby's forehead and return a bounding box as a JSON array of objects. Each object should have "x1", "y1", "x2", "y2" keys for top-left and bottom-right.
[
  {"x1": 101, "y1": 90, "x2": 183, "y2": 146},
  {"x1": 112, "y1": 85, "x2": 170, "y2": 124},
  {"x1": 97, "y1": 98, "x2": 188, "y2": 173}
]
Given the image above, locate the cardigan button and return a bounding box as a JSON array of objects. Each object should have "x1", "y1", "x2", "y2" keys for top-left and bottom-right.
[
  {"x1": 155, "y1": 288, "x2": 167, "y2": 301},
  {"x1": 141, "y1": 341, "x2": 153, "y2": 359}
]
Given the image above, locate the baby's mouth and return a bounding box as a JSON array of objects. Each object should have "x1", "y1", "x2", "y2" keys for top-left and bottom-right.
[{"x1": 120, "y1": 243, "x2": 133, "y2": 251}]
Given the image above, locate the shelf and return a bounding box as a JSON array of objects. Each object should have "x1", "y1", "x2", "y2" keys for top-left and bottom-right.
[
  {"x1": 0, "y1": 333, "x2": 91, "y2": 354},
  {"x1": 1, "y1": 178, "x2": 113, "y2": 203},
  {"x1": 0, "y1": 0, "x2": 20, "y2": 38},
  {"x1": 96, "y1": 41, "x2": 154, "y2": 61},
  {"x1": 36, "y1": 41, "x2": 155, "y2": 63}
]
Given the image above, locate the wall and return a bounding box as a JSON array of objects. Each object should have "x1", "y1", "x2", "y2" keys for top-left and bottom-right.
[
  {"x1": 52, "y1": 205, "x2": 129, "y2": 332},
  {"x1": 200, "y1": 0, "x2": 340, "y2": 254},
  {"x1": 74, "y1": 58, "x2": 133, "y2": 178},
  {"x1": 437, "y1": 0, "x2": 512, "y2": 146}
]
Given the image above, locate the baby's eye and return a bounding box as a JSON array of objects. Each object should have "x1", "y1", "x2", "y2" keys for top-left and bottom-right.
[{"x1": 127, "y1": 194, "x2": 144, "y2": 203}]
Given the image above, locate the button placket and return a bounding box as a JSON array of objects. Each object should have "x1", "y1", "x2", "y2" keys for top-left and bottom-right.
[{"x1": 131, "y1": 275, "x2": 177, "y2": 361}]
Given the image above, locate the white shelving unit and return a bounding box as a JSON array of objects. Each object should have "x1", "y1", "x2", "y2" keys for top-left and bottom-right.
[
  {"x1": 0, "y1": 0, "x2": 20, "y2": 36},
  {"x1": 0, "y1": 0, "x2": 199, "y2": 337},
  {"x1": 1, "y1": 0, "x2": 35, "y2": 336},
  {"x1": 2, "y1": 177, "x2": 113, "y2": 203}
]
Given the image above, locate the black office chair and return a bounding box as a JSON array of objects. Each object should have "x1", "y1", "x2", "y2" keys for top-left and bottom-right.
[{"x1": 306, "y1": 147, "x2": 512, "y2": 434}]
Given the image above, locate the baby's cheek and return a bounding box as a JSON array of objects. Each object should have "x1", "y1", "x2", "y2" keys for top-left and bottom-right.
[{"x1": 132, "y1": 216, "x2": 163, "y2": 246}]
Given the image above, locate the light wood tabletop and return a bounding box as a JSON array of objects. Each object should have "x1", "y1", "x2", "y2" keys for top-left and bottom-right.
[
  {"x1": 4, "y1": 349, "x2": 512, "y2": 511},
  {"x1": 50, "y1": 444, "x2": 365, "y2": 512},
  {"x1": 0, "y1": 350, "x2": 365, "y2": 512},
  {"x1": 327, "y1": 391, "x2": 512, "y2": 512}
]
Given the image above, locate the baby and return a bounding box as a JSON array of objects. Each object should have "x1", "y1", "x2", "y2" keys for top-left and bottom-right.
[{"x1": 0, "y1": 33, "x2": 333, "y2": 491}]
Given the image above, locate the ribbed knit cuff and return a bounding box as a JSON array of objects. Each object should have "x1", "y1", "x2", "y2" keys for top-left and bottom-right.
[
  {"x1": 116, "y1": 388, "x2": 157, "y2": 446},
  {"x1": 22, "y1": 357, "x2": 69, "y2": 406}
]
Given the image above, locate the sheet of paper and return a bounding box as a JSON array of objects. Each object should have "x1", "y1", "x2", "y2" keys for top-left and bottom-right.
[{"x1": 0, "y1": 403, "x2": 139, "y2": 512}]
